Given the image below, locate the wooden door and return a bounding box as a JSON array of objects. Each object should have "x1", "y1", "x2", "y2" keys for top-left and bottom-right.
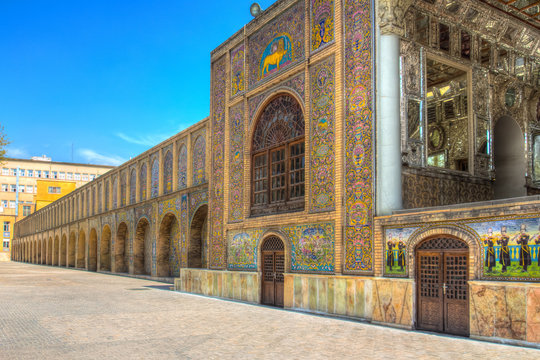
[
  {"x1": 261, "y1": 236, "x2": 285, "y2": 307},
  {"x1": 416, "y1": 238, "x2": 469, "y2": 336}
]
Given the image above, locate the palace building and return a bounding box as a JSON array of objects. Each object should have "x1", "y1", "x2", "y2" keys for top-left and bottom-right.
[{"x1": 12, "y1": 0, "x2": 540, "y2": 345}]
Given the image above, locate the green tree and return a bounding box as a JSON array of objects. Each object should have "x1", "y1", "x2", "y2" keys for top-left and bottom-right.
[{"x1": 0, "y1": 125, "x2": 9, "y2": 165}]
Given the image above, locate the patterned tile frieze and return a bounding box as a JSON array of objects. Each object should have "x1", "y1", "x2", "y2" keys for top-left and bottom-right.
[
  {"x1": 158, "y1": 197, "x2": 181, "y2": 223},
  {"x1": 248, "y1": 0, "x2": 305, "y2": 88},
  {"x1": 310, "y1": 56, "x2": 335, "y2": 212},
  {"x1": 192, "y1": 133, "x2": 206, "y2": 186},
  {"x1": 163, "y1": 151, "x2": 173, "y2": 194},
  {"x1": 189, "y1": 190, "x2": 208, "y2": 222},
  {"x1": 248, "y1": 72, "x2": 305, "y2": 123},
  {"x1": 209, "y1": 56, "x2": 226, "y2": 269},
  {"x1": 178, "y1": 143, "x2": 188, "y2": 190},
  {"x1": 311, "y1": 0, "x2": 335, "y2": 52},
  {"x1": 229, "y1": 103, "x2": 244, "y2": 223},
  {"x1": 344, "y1": 0, "x2": 374, "y2": 273},
  {"x1": 151, "y1": 157, "x2": 159, "y2": 198},
  {"x1": 231, "y1": 43, "x2": 245, "y2": 97}
]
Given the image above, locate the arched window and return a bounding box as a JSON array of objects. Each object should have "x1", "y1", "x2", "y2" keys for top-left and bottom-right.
[
  {"x1": 120, "y1": 172, "x2": 127, "y2": 206},
  {"x1": 112, "y1": 176, "x2": 118, "y2": 209},
  {"x1": 104, "y1": 181, "x2": 109, "y2": 211},
  {"x1": 130, "y1": 169, "x2": 136, "y2": 204},
  {"x1": 140, "y1": 163, "x2": 147, "y2": 201},
  {"x1": 151, "y1": 158, "x2": 159, "y2": 198},
  {"x1": 178, "y1": 145, "x2": 187, "y2": 189},
  {"x1": 251, "y1": 94, "x2": 305, "y2": 216},
  {"x1": 193, "y1": 136, "x2": 205, "y2": 185},
  {"x1": 163, "y1": 151, "x2": 173, "y2": 194}
]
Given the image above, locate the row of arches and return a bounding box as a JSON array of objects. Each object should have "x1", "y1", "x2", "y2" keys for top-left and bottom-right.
[{"x1": 13, "y1": 205, "x2": 208, "y2": 278}]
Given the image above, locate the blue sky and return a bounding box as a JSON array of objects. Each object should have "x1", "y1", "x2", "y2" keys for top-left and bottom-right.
[{"x1": 0, "y1": 0, "x2": 275, "y2": 165}]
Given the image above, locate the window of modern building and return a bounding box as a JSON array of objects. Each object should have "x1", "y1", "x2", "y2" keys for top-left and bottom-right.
[
  {"x1": 67, "y1": 172, "x2": 73, "y2": 180},
  {"x1": 26, "y1": 185, "x2": 33, "y2": 194},
  {"x1": 10, "y1": 168, "x2": 16, "y2": 176},
  {"x1": 52, "y1": 171, "x2": 58, "y2": 179},
  {"x1": 59, "y1": 172, "x2": 65, "y2": 180},
  {"x1": 2, "y1": 168, "x2": 9, "y2": 175},
  {"x1": 1, "y1": 184, "x2": 8, "y2": 192},
  {"x1": 82, "y1": 174, "x2": 89, "y2": 181},
  {"x1": 27, "y1": 169, "x2": 33, "y2": 177},
  {"x1": 35, "y1": 170, "x2": 41, "y2": 178},
  {"x1": 9, "y1": 201, "x2": 16, "y2": 208},
  {"x1": 18, "y1": 185, "x2": 25, "y2": 193},
  {"x1": 48, "y1": 186, "x2": 61, "y2": 194},
  {"x1": 89, "y1": 174, "x2": 96, "y2": 180},
  {"x1": 19, "y1": 169, "x2": 26, "y2": 177},
  {"x1": 43, "y1": 170, "x2": 49, "y2": 178},
  {"x1": 251, "y1": 94, "x2": 305, "y2": 216},
  {"x1": 3, "y1": 222, "x2": 9, "y2": 232},
  {"x1": 3, "y1": 240, "x2": 9, "y2": 250},
  {"x1": 22, "y1": 206, "x2": 31, "y2": 216},
  {"x1": 1, "y1": 200, "x2": 8, "y2": 208},
  {"x1": 10, "y1": 185, "x2": 16, "y2": 192},
  {"x1": 74, "y1": 173, "x2": 81, "y2": 180}
]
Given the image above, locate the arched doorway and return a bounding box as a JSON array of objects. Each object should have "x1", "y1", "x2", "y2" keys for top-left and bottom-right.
[
  {"x1": 157, "y1": 214, "x2": 177, "y2": 277},
  {"x1": 260, "y1": 236, "x2": 285, "y2": 307},
  {"x1": 115, "y1": 222, "x2": 129, "y2": 273},
  {"x1": 134, "y1": 218, "x2": 151, "y2": 275},
  {"x1": 88, "y1": 229, "x2": 98, "y2": 272},
  {"x1": 36, "y1": 240, "x2": 41, "y2": 264},
  {"x1": 100, "y1": 225, "x2": 112, "y2": 271},
  {"x1": 68, "y1": 232, "x2": 76, "y2": 267},
  {"x1": 60, "y1": 235, "x2": 67, "y2": 266},
  {"x1": 189, "y1": 205, "x2": 208, "y2": 268},
  {"x1": 416, "y1": 236, "x2": 469, "y2": 336},
  {"x1": 54, "y1": 236, "x2": 60, "y2": 266},
  {"x1": 77, "y1": 230, "x2": 86, "y2": 269},
  {"x1": 494, "y1": 116, "x2": 526, "y2": 199}
]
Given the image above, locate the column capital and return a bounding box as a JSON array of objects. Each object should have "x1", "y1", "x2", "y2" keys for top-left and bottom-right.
[{"x1": 377, "y1": 0, "x2": 414, "y2": 36}]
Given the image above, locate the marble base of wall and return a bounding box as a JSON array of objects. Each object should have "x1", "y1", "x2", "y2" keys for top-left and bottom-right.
[
  {"x1": 470, "y1": 281, "x2": 540, "y2": 344},
  {"x1": 284, "y1": 274, "x2": 414, "y2": 328},
  {"x1": 0, "y1": 253, "x2": 10, "y2": 261},
  {"x1": 175, "y1": 269, "x2": 260, "y2": 303}
]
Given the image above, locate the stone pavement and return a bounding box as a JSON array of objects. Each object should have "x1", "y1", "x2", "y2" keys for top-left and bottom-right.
[{"x1": 0, "y1": 262, "x2": 538, "y2": 360}]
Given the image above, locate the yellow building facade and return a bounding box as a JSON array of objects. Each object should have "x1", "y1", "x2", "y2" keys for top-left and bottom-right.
[{"x1": 0, "y1": 157, "x2": 113, "y2": 260}]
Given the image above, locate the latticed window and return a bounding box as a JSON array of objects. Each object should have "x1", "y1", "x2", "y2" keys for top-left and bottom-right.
[{"x1": 251, "y1": 94, "x2": 305, "y2": 216}]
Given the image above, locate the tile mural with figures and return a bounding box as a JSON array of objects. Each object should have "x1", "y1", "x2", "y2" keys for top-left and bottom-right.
[{"x1": 384, "y1": 227, "x2": 420, "y2": 276}]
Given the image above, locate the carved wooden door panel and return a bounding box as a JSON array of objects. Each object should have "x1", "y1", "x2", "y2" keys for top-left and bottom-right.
[
  {"x1": 443, "y1": 252, "x2": 469, "y2": 336},
  {"x1": 262, "y1": 251, "x2": 285, "y2": 307},
  {"x1": 417, "y1": 249, "x2": 469, "y2": 336},
  {"x1": 417, "y1": 252, "x2": 444, "y2": 332}
]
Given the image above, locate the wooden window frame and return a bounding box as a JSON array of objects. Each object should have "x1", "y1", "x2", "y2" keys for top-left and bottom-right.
[{"x1": 251, "y1": 138, "x2": 305, "y2": 217}]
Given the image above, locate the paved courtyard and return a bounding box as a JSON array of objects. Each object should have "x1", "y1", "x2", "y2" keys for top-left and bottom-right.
[{"x1": 0, "y1": 262, "x2": 538, "y2": 359}]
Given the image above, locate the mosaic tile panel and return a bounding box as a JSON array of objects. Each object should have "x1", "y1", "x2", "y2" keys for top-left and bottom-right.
[
  {"x1": 129, "y1": 169, "x2": 136, "y2": 204},
  {"x1": 180, "y1": 194, "x2": 188, "y2": 267},
  {"x1": 169, "y1": 216, "x2": 181, "y2": 277},
  {"x1": 282, "y1": 222, "x2": 335, "y2": 272},
  {"x1": 189, "y1": 190, "x2": 208, "y2": 219},
  {"x1": 311, "y1": 0, "x2": 334, "y2": 52},
  {"x1": 344, "y1": 0, "x2": 374, "y2": 272},
  {"x1": 229, "y1": 102, "x2": 244, "y2": 222},
  {"x1": 248, "y1": 73, "x2": 305, "y2": 123},
  {"x1": 248, "y1": 0, "x2": 305, "y2": 88},
  {"x1": 209, "y1": 56, "x2": 226, "y2": 269},
  {"x1": 384, "y1": 227, "x2": 420, "y2": 277},
  {"x1": 178, "y1": 144, "x2": 187, "y2": 190},
  {"x1": 193, "y1": 135, "x2": 206, "y2": 186},
  {"x1": 163, "y1": 151, "x2": 173, "y2": 194},
  {"x1": 139, "y1": 163, "x2": 147, "y2": 201},
  {"x1": 151, "y1": 158, "x2": 159, "y2": 198},
  {"x1": 112, "y1": 176, "x2": 118, "y2": 210},
  {"x1": 227, "y1": 230, "x2": 263, "y2": 270},
  {"x1": 158, "y1": 197, "x2": 181, "y2": 221},
  {"x1": 310, "y1": 56, "x2": 335, "y2": 212},
  {"x1": 231, "y1": 43, "x2": 245, "y2": 97}
]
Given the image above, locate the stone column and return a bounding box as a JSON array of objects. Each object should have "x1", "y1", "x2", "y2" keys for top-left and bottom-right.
[{"x1": 375, "y1": 0, "x2": 411, "y2": 215}]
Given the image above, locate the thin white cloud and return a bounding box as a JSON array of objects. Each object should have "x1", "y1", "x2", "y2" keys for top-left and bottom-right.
[
  {"x1": 6, "y1": 147, "x2": 29, "y2": 159},
  {"x1": 78, "y1": 149, "x2": 125, "y2": 166},
  {"x1": 116, "y1": 132, "x2": 172, "y2": 147}
]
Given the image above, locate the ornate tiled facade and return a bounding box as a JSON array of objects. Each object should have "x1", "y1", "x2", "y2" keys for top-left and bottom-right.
[{"x1": 13, "y1": 0, "x2": 540, "y2": 347}]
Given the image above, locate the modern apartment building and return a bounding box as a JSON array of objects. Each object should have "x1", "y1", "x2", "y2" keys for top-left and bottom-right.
[{"x1": 0, "y1": 156, "x2": 114, "y2": 260}]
